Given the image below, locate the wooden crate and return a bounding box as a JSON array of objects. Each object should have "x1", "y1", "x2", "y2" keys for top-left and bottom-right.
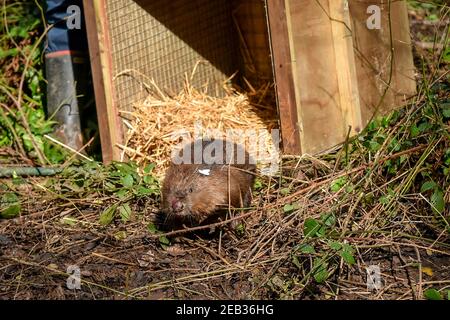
[
  {"x1": 83, "y1": 0, "x2": 416, "y2": 162},
  {"x1": 268, "y1": 0, "x2": 416, "y2": 154}
]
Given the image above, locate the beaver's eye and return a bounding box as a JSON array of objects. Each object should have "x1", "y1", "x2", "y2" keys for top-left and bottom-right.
[{"x1": 188, "y1": 187, "x2": 193, "y2": 193}]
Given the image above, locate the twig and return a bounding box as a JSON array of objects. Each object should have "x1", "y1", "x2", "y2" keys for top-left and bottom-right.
[
  {"x1": 149, "y1": 210, "x2": 254, "y2": 239},
  {"x1": 414, "y1": 246, "x2": 423, "y2": 300},
  {"x1": 0, "y1": 103, "x2": 27, "y2": 157},
  {"x1": 3, "y1": 256, "x2": 134, "y2": 298},
  {"x1": 61, "y1": 136, "x2": 96, "y2": 168},
  {"x1": 0, "y1": 18, "x2": 54, "y2": 164},
  {"x1": 44, "y1": 134, "x2": 93, "y2": 162},
  {"x1": 278, "y1": 144, "x2": 428, "y2": 206},
  {"x1": 17, "y1": 25, "x2": 55, "y2": 164},
  {"x1": 91, "y1": 252, "x2": 136, "y2": 266}
]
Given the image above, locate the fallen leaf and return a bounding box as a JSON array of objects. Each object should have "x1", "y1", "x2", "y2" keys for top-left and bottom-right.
[{"x1": 422, "y1": 267, "x2": 433, "y2": 277}]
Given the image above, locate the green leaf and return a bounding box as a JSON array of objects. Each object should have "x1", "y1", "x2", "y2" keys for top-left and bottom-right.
[
  {"x1": 0, "y1": 204, "x2": 21, "y2": 218},
  {"x1": 304, "y1": 218, "x2": 320, "y2": 237},
  {"x1": 399, "y1": 155, "x2": 408, "y2": 164},
  {"x1": 426, "y1": 14, "x2": 438, "y2": 22},
  {"x1": 144, "y1": 163, "x2": 156, "y2": 174},
  {"x1": 114, "y1": 231, "x2": 127, "y2": 240},
  {"x1": 431, "y1": 190, "x2": 445, "y2": 214},
  {"x1": 313, "y1": 259, "x2": 329, "y2": 283},
  {"x1": 116, "y1": 188, "x2": 129, "y2": 199},
  {"x1": 330, "y1": 177, "x2": 346, "y2": 192},
  {"x1": 60, "y1": 216, "x2": 78, "y2": 226},
  {"x1": 253, "y1": 178, "x2": 263, "y2": 190},
  {"x1": 410, "y1": 124, "x2": 420, "y2": 137},
  {"x1": 2, "y1": 192, "x2": 18, "y2": 204},
  {"x1": 12, "y1": 176, "x2": 25, "y2": 186},
  {"x1": 280, "y1": 188, "x2": 290, "y2": 196},
  {"x1": 121, "y1": 174, "x2": 134, "y2": 188},
  {"x1": 0, "y1": 47, "x2": 19, "y2": 59},
  {"x1": 420, "y1": 181, "x2": 437, "y2": 193},
  {"x1": 159, "y1": 235, "x2": 170, "y2": 245},
  {"x1": 104, "y1": 181, "x2": 116, "y2": 191},
  {"x1": 424, "y1": 288, "x2": 442, "y2": 300},
  {"x1": 442, "y1": 107, "x2": 450, "y2": 118},
  {"x1": 342, "y1": 243, "x2": 353, "y2": 252},
  {"x1": 0, "y1": 193, "x2": 21, "y2": 218},
  {"x1": 418, "y1": 121, "x2": 431, "y2": 133},
  {"x1": 317, "y1": 226, "x2": 327, "y2": 237},
  {"x1": 235, "y1": 223, "x2": 245, "y2": 236},
  {"x1": 340, "y1": 243, "x2": 356, "y2": 265},
  {"x1": 329, "y1": 241, "x2": 342, "y2": 251},
  {"x1": 292, "y1": 255, "x2": 302, "y2": 269},
  {"x1": 321, "y1": 213, "x2": 336, "y2": 227},
  {"x1": 118, "y1": 203, "x2": 132, "y2": 222},
  {"x1": 283, "y1": 203, "x2": 295, "y2": 213},
  {"x1": 99, "y1": 204, "x2": 117, "y2": 225},
  {"x1": 147, "y1": 222, "x2": 158, "y2": 234},
  {"x1": 114, "y1": 162, "x2": 136, "y2": 176},
  {"x1": 297, "y1": 244, "x2": 316, "y2": 254},
  {"x1": 340, "y1": 251, "x2": 356, "y2": 265},
  {"x1": 379, "y1": 195, "x2": 389, "y2": 204},
  {"x1": 136, "y1": 186, "x2": 157, "y2": 196},
  {"x1": 314, "y1": 268, "x2": 329, "y2": 283},
  {"x1": 369, "y1": 141, "x2": 381, "y2": 152},
  {"x1": 444, "y1": 149, "x2": 450, "y2": 166},
  {"x1": 143, "y1": 175, "x2": 155, "y2": 185},
  {"x1": 443, "y1": 47, "x2": 450, "y2": 63}
]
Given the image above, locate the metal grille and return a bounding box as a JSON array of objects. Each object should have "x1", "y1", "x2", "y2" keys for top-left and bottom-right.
[{"x1": 106, "y1": 0, "x2": 239, "y2": 112}]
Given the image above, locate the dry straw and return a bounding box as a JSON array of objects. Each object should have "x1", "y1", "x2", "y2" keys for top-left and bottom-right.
[{"x1": 119, "y1": 73, "x2": 279, "y2": 178}]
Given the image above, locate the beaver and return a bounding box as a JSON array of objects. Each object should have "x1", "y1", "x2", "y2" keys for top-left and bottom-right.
[{"x1": 160, "y1": 139, "x2": 256, "y2": 228}]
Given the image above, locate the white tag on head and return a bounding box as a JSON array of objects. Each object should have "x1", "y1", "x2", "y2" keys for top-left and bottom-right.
[{"x1": 198, "y1": 169, "x2": 211, "y2": 176}]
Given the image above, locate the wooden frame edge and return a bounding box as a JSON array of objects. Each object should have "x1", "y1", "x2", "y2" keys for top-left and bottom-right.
[
  {"x1": 265, "y1": 0, "x2": 301, "y2": 155},
  {"x1": 83, "y1": 0, "x2": 123, "y2": 163}
]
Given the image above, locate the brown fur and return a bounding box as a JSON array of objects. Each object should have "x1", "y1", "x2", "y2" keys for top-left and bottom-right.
[{"x1": 161, "y1": 139, "x2": 256, "y2": 227}]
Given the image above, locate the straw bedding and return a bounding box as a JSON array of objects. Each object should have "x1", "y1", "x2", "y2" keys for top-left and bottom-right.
[{"x1": 119, "y1": 76, "x2": 280, "y2": 178}]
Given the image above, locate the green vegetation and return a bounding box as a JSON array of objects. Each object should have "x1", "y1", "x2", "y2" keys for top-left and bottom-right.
[
  {"x1": 0, "y1": 1, "x2": 67, "y2": 164},
  {"x1": 0, "y1": 0, "x2": 448, "y2": 300}
]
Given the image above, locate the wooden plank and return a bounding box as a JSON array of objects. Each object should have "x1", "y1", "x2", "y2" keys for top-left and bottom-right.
[
  {"x1": 349, "y1": 0, "x2": 416, "y2": 125},
  {"x1": 390, "y1": 0, "x2": 417, "y2": 106},
  {"x1": 286, "y1": 0, "x2": 348, "y2": 154},
  {"x1": 83, "y1": 0, "x2": 123, "y2": 163},
  {"x1": 329, "y1": 0, "x2": 363, "y2": 134},
  {"x1": 265, "y1": 0, "x2": 301, "y2": 154}
]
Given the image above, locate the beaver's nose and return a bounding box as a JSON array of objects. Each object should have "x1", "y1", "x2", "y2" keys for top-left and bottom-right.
[{"x1": 172, "y1": 200, "x2": 184, "y2": 212}]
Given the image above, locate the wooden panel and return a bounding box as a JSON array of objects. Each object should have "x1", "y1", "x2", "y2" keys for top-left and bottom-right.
[
  {"x1": 265, "y1": 0, "x2": 301, "y2": 154},
  {"x1": 83, "y1": 0, "x2": 124, "y2": 162},
  {"x1": 286, "y1": 0, "x2": 361, "y2": 154},
  {"x1": 329, "y1": 0, "x2": 363, "y2": 134},
  {"x1": 349, "y1": 0, "x2": 416, "y2": 124},
  {"x1": 85, "y1": 0, "x2": 416, "y2": 161}
]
